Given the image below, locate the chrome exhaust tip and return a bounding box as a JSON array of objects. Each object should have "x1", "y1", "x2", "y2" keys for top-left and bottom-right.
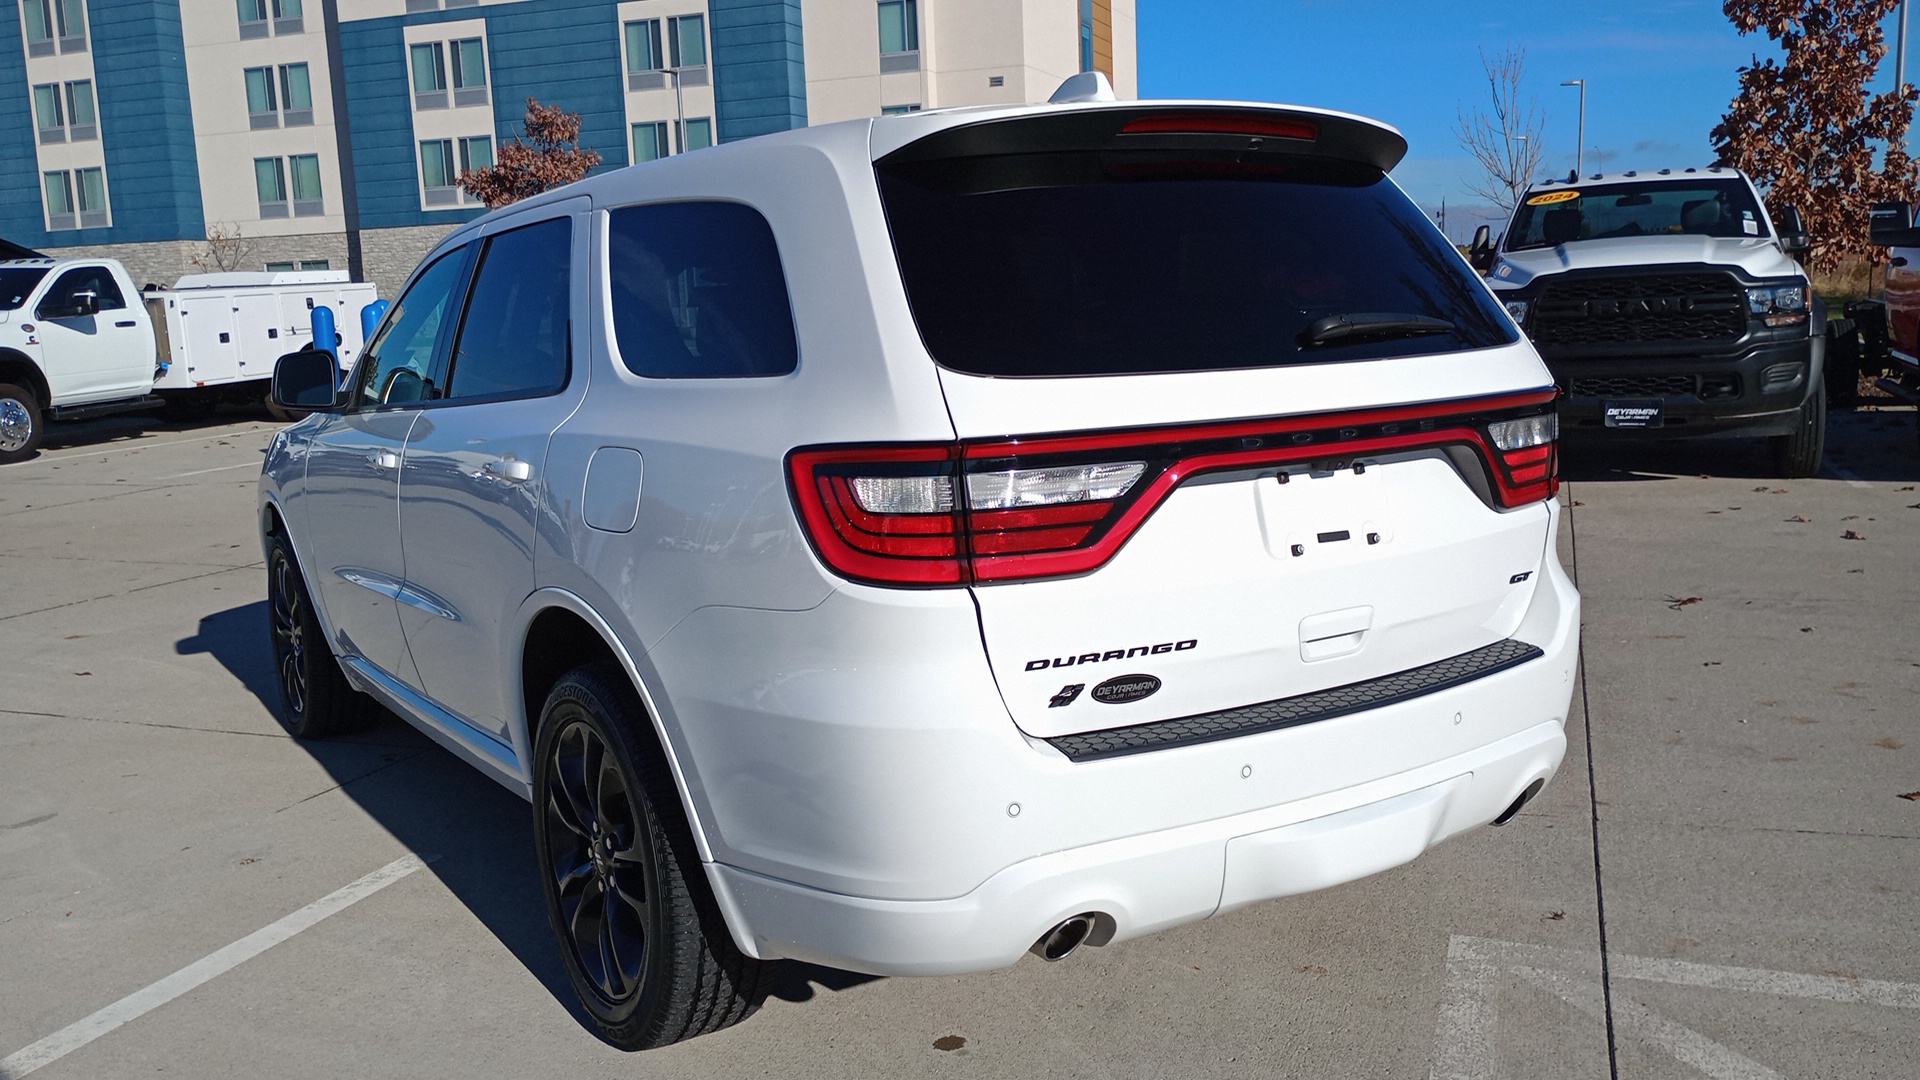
[{"x1": 1031, "y1": 914, "x2": 1099, "y2": 962}]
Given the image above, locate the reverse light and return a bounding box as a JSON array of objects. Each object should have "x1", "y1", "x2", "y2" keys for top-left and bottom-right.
[
  {"x1": 1486, "y1": 413, "x2": 1559, "y2": 500},
  {"x1": 850, "y1": 475, "x2": 953, "y2": 514},
  {"x1": 1488, "y1": 413, "x2": 1557, "y2": 451},
  {"x1": 966, "y1": 462, "x2": 1146, "y2": 509},
  {"x1": 1745, "y1": 283, "x2": 1808, "y2": 327}
]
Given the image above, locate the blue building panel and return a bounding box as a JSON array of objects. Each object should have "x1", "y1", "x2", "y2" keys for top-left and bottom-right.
[
  {"x1": 343, "y1": 0, "x2": 625, "y2": 231},
  {"x1": 0, "y1": 3, "x2": 46, "y2": 248},
  {"x1": 2, "y1": 0, "x2": 205, "y2": 248},
  {"x1": 711, "y1": 0, "x2": 806, "y2": 142}
]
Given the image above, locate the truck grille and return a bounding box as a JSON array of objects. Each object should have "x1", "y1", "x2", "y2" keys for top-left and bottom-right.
[
  {"x1": 1568, "y1": 374, "x2": 1741, "y2": 400},
  {"x1": 1532, "y1": 272, "x2": 1746, "y2": 347}
]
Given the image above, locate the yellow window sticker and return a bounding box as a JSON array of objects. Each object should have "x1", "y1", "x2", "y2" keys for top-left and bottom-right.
[{"x1": 1526, "y1": 190, "x2": 1580, "y2": 205}]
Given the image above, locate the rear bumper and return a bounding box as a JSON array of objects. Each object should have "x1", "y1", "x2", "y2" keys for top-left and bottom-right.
[
  {"x1": 666, "y1": 537, "x2": 1581, "y2": 975},
  {"x1": 707, "y1": 718, "x2": 1566, "y2": 975}
]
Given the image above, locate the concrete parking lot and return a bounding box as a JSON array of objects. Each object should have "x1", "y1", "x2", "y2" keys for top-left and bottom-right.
[{"x1": 2, "y1": 405, "x2": 1915, "y2": 1079}]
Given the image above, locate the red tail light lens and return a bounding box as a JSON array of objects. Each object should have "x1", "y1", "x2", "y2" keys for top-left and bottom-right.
[
  {"x1": 789, "y1": 391, "x2": 1558, "y2": 587},
  {"x1": 1119, "y1": 113, "x2": 1320, "y2": 141}
]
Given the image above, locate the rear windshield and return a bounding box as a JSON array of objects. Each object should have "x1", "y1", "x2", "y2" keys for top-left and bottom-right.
[
  {"x1": 1505, "y1": 178, "x2": 1765, "y2": 251},
  {"x1": 875, "y1": 153, "x2": 1513, "y2": 377},
  {"x1": 0, "y1": 267, "x2": 48, "y2": 311}
]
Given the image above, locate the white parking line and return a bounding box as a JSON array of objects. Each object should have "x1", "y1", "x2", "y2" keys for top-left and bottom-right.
[
  {"x1": 0, "y1": 428, "x2": 277, "y2": 470},
  {"x1": 1430, "y1": 935, "x2": 1920, "y2": 1080},
  {"x1": 165, "y1": 461, "x2": 262, "y2": 479},
  {"x1": 0, "y1": 855, "x2": 427, "y2": 1079}
]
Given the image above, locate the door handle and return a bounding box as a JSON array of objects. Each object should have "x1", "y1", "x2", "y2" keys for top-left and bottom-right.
[
  {"x1": 115, "y1": 320, "x2": 137, "y2": 327},
  {"x1": 366, "y1": 449, "x2": 400, "y2": 471},
  {"x1": 483, "y1": 457, "x2": 534, "y2": 483}
]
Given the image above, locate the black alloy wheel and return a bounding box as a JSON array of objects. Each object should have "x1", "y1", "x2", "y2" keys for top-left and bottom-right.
[
  {"x1": 532, "y1": 664, "x2": 761, "y2": 1049},
  {"x1": 266, "y1": 532, "x2": 375, "y2": 738}
]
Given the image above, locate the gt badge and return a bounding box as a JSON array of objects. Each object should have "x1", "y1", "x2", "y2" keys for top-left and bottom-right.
[{"x1": 1049, "y1": 684, "x2": 1085, "y2": 708}]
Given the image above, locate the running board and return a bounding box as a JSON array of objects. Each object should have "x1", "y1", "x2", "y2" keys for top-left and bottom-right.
[
  {"x1": 49, "y1": 395, "x2": 164, "y2": 421},
  {"x1": 1046, "y1": 638, "x2": 1545, "y2": 763}
]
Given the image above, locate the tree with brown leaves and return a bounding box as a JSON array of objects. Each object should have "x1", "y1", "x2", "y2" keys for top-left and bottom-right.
[
  {"x1": 458, "y1": 99, "x2": 603, "y2": 210},
  {"x1": 1455, "y1": 47, "x2": 1551, "y2": 212},
  {"x1": 1712, "y1": 0, "x2": 1919, "y2": 273}
]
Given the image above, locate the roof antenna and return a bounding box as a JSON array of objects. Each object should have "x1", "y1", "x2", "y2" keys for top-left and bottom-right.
[{"x1": 1049, "y1": 71, "x2": 1116, "y2": 104}]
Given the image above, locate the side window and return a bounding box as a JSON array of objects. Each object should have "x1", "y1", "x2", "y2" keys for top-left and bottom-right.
[
  {"x1": 608, "y1": 201, "x2": 799, "y2": 378},
  {"x1": 353, "y1": 245, "x2": 469, "y2": 407},
  {"x1": 443, "y1": 217, "x2": 571, "y2": 400},
  {"x1": 38, "y1": 266, "x2": 125, "y2": 316}
]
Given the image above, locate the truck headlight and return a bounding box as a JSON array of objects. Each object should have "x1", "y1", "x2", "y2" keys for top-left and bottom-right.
[
  {"x1": 1745, "y1": 283, "x2": 1808, "y2": 327},
  {"x1": 1503, "y1": 299, "x2": 1531, "y2": 324}
]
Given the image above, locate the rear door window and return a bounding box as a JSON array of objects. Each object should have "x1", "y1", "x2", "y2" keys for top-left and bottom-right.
[
  {"x1": 442, "y1": 217, "x2": 572, "y2": 400},
  {"x1": 607, "y1": 201, "x2": 798, "y2": 378},
  {"x1": 877, "y1": 151, "x2": 1513, "y2": 377}
]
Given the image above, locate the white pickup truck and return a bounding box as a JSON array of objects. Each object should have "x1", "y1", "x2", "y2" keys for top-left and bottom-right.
[{"x1": 0, "y1": 255, "x2": 373, "y2": 463}]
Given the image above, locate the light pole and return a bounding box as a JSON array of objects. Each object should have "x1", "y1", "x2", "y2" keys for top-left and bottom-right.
[
  {"x1": 663, "y1": 66, "x2": 688, "y2": 153},
  {"x1": 1561, "y1": 79, "x2": 1586, "y2": 177},
  {"x1": 1899, "y1": 1, "x2": 1910, "y2": 150}
]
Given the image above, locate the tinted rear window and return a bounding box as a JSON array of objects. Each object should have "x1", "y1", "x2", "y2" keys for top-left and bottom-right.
[
  {"x1": 0, "y1": 267, "x2": 48, "y2": 311},
  {"x1": 607, "y1": 201, "x2": 799, "y2": 379},
  {"x1": 876, "y1": 152, "x2": 1514, "y2": 377}
]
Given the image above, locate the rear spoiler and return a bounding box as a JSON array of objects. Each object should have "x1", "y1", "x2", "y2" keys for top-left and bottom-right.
[
  {"x1": 876, "y1": 104, "x2": 1408, "y2": 175},
  {"x1": 0, "y1": 236, "x2": 47, "y2": 260}
]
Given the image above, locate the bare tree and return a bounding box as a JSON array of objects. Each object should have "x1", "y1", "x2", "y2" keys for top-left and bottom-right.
[
  {"x1": 190, "y1": 223, "x2": 256, "y2": 272},
  {"x1": 1713, "y1": 0, "x2": 1919, "y2": 273},
  {"x1": 1455, "y1": 47, "x2": 1550, "y2": 212},
  {"x1": 458, "y1": 99, "x2": 603, "y2": 209}
]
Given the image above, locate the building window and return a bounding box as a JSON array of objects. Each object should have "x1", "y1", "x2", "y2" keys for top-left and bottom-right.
[
  {"x1": 272, "y1": 0, "x2": 303, "y2": 34},
  {"x1": 458, "y1": 135, "x2": 491, "y2": 202},
  {"x1": 76, "y1": 167, "x2": 108, "y2": 228},
  {"x1": 420, "y1": 139, "x2": 459, "y2": 206},
  {"x1": 878, "y1": 0, "x2": 918, "y2": 71},
  {"x1": 670, "y1": 14, "x2": 706, "y2": 66},
  {"x1": 33, "y1": 84, "x2": 65, "y2": 144},
  {"x1": 625, "y1": 19, "x2": 665, "y2": 89},
  {"x1": 301, "y1": 259, "x2": 331, "y2": 270},
  {"x1": 238, "y1": 0, "x2": 269, "y2": 39},
  {"x1": 65, "y1": 81, "x2": 96, "y2": 140},
  {"x1": 281, "y1": 64, "x2": 313, "y2": 125},
  {"x1": 290, "y1": 154, "x2": 323, "y2": 216},
  {"x1": 24, "y1": 0, "x2": 55, "y2": 56},
  {"x1": 255, "y1": 157, "x2": 289, "y2": 218},
  {"x1": 55, "y1": 0, "x2": 86, "y2": 53},
  {"x1": 1079, "y1": 0, "x2": 1094, "y2": 72},
  {"x1": 451, "y1": 38, "x2": 489, "y2": 107},
  {"x1": 411, "y1": 42, "x2": 448, "y2": 109},
  {"x1": 43, "y1": 171, "x2": 76, "y2": 230},
  {"x1": 245, "y1": 66, "x2": 279, "y2": 128},
  {"x1": 677, "y1": 117, "x2": 712, "y2": 153},
  {"x1": 632, "y1": 121, "x2": 667, "y2": 163},
  {"x1": 266, "y1": 260, "x2": 333, "y2": 271},
  {"x1": 880, "y1": 104, "x2": 921, "y2": 116}
]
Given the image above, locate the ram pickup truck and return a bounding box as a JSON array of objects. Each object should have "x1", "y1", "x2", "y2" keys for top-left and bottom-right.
[
  {"x1": 1862, "y1": 200, "x2": 1920, "y2": 449},
  {"x1": 1475, "y1": 168, "x2": 1826, "y2": 477},
  {"x1": 0, "y1": 255, "x2": 371, "y2": 463}
]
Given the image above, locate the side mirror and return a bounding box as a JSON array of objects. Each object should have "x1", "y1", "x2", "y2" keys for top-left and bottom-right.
[
  {"x1": 70, "y1": 290, "x2": 99, "y2": 317},
  {"x1": 1467, "y1": 224, "x2": 1496, "y2": 272},
  {"x1": 272, "y1": 347, "x2": 341, "y2": 411},
  {"x1": 1775, "y1": 205, "x2": 1811, "y2": 257},
  {"x1": 1869, "y1": 200, "x2": 1913, "y2": 245}
]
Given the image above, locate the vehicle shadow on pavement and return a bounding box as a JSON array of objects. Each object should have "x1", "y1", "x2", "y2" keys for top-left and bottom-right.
[
  {"x1": 180, "y1": 600, "x2": 880, "y2": 1039},
  {"x1": 1562, "y1": 406, "x2": 1918, "y2": 483},
  {"x1": 36, "y1": 403, "x2": 276, "y2": 457}
]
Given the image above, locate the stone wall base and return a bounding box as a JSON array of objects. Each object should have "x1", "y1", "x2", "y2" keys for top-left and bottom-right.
[{"x1": 37, "y1": 225, "x2": 457, "y2": 300}]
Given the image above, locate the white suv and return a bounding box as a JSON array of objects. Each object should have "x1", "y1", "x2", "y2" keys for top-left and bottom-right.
[{"x1": 261, "y1": 94, "x2": 1580, "y2": 1049}]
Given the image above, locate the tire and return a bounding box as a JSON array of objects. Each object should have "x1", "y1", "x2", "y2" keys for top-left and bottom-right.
[
  {"x1": 532, "y1": 664, "x2": 762, "y2": 1050},
  {"x1": 1769, "y1": 372, "x2": 1827, "y2": 479},
  {"x1": 267, "y1": 532, "x2": 377, "y2": 738},
  {"x1": 0, "y1": 382, "x2": 44, "y2": 465}
]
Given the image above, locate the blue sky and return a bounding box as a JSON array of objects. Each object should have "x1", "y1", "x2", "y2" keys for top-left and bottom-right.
[{"x1": 1137, "y1": 1, "x2": 1911, "y2": 238}]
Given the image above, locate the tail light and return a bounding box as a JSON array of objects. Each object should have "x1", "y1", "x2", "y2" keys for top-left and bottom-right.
[{"x1": 790, "y1": 390, "x2": 1558, "y2": 587}]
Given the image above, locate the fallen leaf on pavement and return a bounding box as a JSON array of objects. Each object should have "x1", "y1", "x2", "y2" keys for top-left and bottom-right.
[
  {"x1": 1899, "y1": 791, "x2": 1920, "y2": 801},
  {"x1": 1666, "y1": 595, "x2": 1704, "y2": 609},
  {"x1": 1785, "y1": 514, "x2": 1811, "y2": 522},
  {"x1": 1800, "y1": 627, "x2": 1814, "y2": 633},
  {"x1": 1843, "y1": 530, "x2": 1866, "y2": 540}
]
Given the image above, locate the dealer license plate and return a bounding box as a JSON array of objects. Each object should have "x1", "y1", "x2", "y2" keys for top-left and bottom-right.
[{"x1": 1603, "y1": 399, "x2": 1664, "y2": 428}]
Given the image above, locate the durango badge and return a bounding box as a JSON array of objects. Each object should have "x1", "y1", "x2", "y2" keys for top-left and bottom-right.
[{"x1": 1091, "y1": 674, "x2": 1161, "y2": 705}]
